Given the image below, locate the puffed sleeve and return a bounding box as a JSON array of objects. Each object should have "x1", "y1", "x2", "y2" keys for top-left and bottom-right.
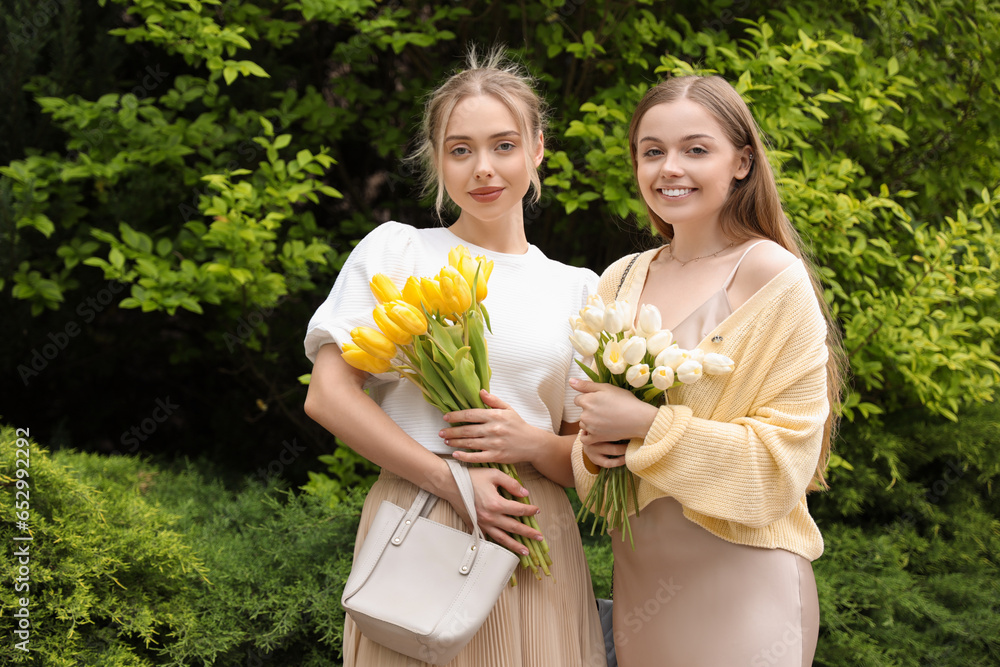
[{"x1": 303, "y1": 222, "x2": 418, "y2": 384}]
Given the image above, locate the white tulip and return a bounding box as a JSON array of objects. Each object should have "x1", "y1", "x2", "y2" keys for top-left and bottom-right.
[
  {"x1": 625, "y1": 363, "x2": 650, "y2": 388},
  {"x1": 581, "y1": 304, "x2": 606, "y2": 332},
  {"x1": 616, "y1": 300, "x2": 634, "y2": 331},
  {"x1": 603, "y1": 303, "x2": 628, "y2": 334},
  {"x1": 655, "y1": 345, "x2": 690, "y2": 370},
  {"x1": 621, "y1": 336, "x2": 648, "y2": 365},
  {"x1": 646, "y1": 329, "x2": 674, "y2": 357},
  {"x1": 635, "y1": 304, "x2": 662, "y2": 337},
  {"x1": 676, "y1": 359, "x2": 704, "y2": 384},
  {"x1": 651, "y1": 365, "x2": 674, "y2": 390},
  {"x1": 689, "y1": 348, "x2": 705, "y2": 364},
  {"x1": 569, "y1": 329, "x2": 600, "y2": 356},
  {"x1": 703, "y1": 352, "x2": 736, "y2": 375},
  {"x1": 602, "y1": 340, "x2": 627, "y2": 374}
]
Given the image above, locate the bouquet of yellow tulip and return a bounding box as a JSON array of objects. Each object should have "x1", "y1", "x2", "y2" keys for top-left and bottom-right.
[
  {"x1": 569, "y1": 296, "x2": 735, "y2": 548},
  {"x1": 341, "y1": 245, "x2": 552, "y2": 582}
]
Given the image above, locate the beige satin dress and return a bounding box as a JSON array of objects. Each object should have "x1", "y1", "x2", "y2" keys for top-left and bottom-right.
[{"x1": 612, "y1": 244, "x2": 820, "y2": 666}]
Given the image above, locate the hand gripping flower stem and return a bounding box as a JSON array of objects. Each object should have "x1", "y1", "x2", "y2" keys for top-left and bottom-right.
[
  {"x1": 569, "y1": 298, "x2": 735, "y2": 550},
  {"x1": 342, "y1": 247, "x2": 552, "y2": 582}
]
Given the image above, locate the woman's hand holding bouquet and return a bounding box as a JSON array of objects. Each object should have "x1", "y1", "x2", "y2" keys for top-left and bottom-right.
[
  {"x1": 569, "y1": 296, "x2": 734, "y2": 548},
  {"x1": 340, "y1": 246, "x2": 552, "y2": 582}
]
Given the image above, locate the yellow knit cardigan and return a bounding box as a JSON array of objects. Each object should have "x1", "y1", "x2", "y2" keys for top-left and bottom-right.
[{"x1": 571, "y1": 249, "x2": 829, "y2": 561}]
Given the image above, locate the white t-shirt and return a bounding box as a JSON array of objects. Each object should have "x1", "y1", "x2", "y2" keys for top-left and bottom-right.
[{"x1": 304, "y1": 221, "x2": 598, "y2": 455}]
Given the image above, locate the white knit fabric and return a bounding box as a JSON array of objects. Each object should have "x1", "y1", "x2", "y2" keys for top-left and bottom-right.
[{"x1": 305, "y1": 221, "x2": 598, "y2": 455}]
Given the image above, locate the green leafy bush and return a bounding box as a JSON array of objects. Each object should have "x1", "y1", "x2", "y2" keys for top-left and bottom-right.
[
  {"x1": 0, "y1": 425, "x2": 208, "y2": 666},
  {"x1": 0, "y1": 427, "x2": 365, "y2": 666},
  {"x1": 811, "y1": 403, "x2": 1000, "y2": 665}
]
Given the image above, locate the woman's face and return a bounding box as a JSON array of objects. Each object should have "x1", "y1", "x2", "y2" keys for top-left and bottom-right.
[
  {"x1": 440, "y1": 94, "x2": 543, "y2": 226},
  {"x1": 634, "y1": 98, "x2": 750, "y2": 231}
]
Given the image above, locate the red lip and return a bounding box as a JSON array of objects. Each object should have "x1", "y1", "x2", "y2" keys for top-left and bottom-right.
[{"x1": 469, "y1": 187, "x2": 504, "y2": 203}]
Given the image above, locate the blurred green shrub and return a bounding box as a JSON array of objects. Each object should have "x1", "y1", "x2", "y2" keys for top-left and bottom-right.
[{"x1": 0, "y1": 426, "x2": 364, "y2": 666}]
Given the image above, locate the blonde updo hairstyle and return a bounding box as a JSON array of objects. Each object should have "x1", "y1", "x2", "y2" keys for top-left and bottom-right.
[
  {"x1": 628, "y1": 75, "x2": 847, "y2": 491},
  {"x1": 411, "y1": 47, "x2": 547, "y2": 217}
]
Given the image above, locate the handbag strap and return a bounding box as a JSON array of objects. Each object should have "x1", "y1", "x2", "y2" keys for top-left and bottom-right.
[
  {"x1": 616, "y1": 252, "x2": 641, "y2": 299},
  {"x1": 389, "y1": 459, "x2": 483, "y2": 575}
]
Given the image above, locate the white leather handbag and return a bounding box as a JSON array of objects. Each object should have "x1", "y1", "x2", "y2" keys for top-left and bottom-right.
[{"x1": 341, "y1": 459, "x2": 519, "y2": 665}]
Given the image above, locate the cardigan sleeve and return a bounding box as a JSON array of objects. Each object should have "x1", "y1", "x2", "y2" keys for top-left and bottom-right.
[{"x1": 625, "y1": 279, "x2": 830, "y2": 528}]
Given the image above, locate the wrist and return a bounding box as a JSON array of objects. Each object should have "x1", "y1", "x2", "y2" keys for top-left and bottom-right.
[
  {"x1": 631, "y1": 401, "x2": 660, "y2": 441},
  {"x1": 424, "y1": 457, "x2": 459, "y2": 500}
]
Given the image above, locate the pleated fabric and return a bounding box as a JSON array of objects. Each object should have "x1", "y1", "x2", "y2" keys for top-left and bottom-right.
[{"x1": 343, "y1": 464, "x2": 607, "y2": 667}]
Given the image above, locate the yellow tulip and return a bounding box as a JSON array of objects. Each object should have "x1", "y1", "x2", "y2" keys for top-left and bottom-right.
[
  {"x1": 439, "y1": 266, "x2": 472, "y2": 313},
  {"x1": 341, "y1": 342, "x2": 392, "y2": 374},
  {"x1": 370, "y1": 273, "x2": 402, "y2": 303},
  {"x1": 474, "y1": 256, "x2": 494, "y2": 302},
  {"x1": 401, "y1": 276, "x2": 424, "y2": 310},
  {"x1": 373, "y1": 304, "x2": 412, "y2": 345},
  {"x1": 350, "y1": 326, "x2": 397, "y2": 360},
  {"x1": 386, "y1": 301, "x2": 427, "y2": 335},
  {"x1": 454, "y1": 253, "x2": 479, "y2": 288},
  {"x1": 448, "y1": 245, "x2": 473, "y2": 270},
  {"x1": 419, "y1": 278, "x2": 448, "y2": 314}
]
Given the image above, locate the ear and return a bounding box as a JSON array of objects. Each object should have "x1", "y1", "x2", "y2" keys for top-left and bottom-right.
[
  {"x1": 735, "y1": 144, "x2": 753, "y2": 180},
  {"x1": 532, "y1": 132, "x2": 545, "y2": 168}
]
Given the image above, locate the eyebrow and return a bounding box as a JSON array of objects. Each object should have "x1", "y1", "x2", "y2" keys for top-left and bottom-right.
[
  {"x1": 444, "y1": 130, "x2": 521, "y2": 142},
  {"x1": 639, "y1": 133, "x2": 716, "y2": 143}
]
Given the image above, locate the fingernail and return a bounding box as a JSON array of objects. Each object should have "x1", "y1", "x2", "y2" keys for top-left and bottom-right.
[
  {"x1": 521, "y1": 549, "x2": 529, "y2": 556},
  {"x1": 442, "y1": 415, "x2": 451, "y2": 422},
  {"x1": 438, "y1": 430, "x2": 445, "y2": 437},
  {"x1": 534, "y1": 534, "x2": 544, "y2": 541},
  {"x1": 535, "y1": 509, "x2": 541, "y2": 516},
  {"x1": 520, "y1": 487, "x2": 528, "y2": 496},
  {"x1": 569, "y1": 378, "x2": 579, "y2": 386},
  {"x1": 443, "y1": 439, "x2": 450, "y2": 446}
]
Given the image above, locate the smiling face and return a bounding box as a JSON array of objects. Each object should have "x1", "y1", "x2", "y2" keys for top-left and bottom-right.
[
  {"x1": 634, "y1": 98, "x2": 751, "y2": 232},
  {"x1": 440, "y1": 94, "x2": 543, "y2": 228}
]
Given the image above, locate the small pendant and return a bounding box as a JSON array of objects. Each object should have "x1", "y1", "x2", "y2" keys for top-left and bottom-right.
[{"x1": 712, "y1": 335, "x2": 723, "y2": 343}]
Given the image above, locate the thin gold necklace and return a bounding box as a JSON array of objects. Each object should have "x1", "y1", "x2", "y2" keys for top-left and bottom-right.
[{"x1": 665, "y1": 241, "x2": 735, "y2": 267}]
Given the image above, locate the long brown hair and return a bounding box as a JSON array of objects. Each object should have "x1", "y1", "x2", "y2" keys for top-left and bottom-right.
[{"x1": 629, "y1": 76, "x2": 846, "y2": 491}]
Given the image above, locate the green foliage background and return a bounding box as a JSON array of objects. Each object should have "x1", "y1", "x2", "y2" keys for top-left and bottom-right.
[{"x1": 1, "y1": 0, "x2": 999, "y2": 664}]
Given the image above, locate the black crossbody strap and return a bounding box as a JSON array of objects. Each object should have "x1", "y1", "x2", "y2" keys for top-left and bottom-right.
[{"x1": 616, "y1": 253, "x2": 641, "y2": 299}]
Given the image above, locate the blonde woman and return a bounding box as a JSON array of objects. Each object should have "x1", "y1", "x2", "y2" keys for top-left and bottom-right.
[
  {"x1": 305, "y1": 50, "x2": 606, "y2": 667},
  {"x1": 572, "y1": 76, "x2": 846, "y2": 666}
]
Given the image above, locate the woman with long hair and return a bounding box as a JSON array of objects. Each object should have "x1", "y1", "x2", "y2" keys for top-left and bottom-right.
[{"x1": 571, "y1": 75, "x2": 846, "y2": 666}]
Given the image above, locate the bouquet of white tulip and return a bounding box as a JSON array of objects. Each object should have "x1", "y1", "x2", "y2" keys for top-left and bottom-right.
[{"x1": 569, "y1": 295, "x2": 735, "y2": 548}]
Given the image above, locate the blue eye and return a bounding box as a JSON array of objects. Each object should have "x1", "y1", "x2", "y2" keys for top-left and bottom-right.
[
  {"x1": 497, "y1": 142, "x2": 515, "y2": 152},
  {"x1": 450, "y1": 146, "x2": 470, "y2": 156},
  {"x1": 689, "y1": 146, "x2": 708, "y2": 155},
  {"x1": 643, "y1": 148, "x2": 663, "y2": 157}
]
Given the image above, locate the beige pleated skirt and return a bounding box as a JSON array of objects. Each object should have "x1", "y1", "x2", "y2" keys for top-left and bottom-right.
[
  {"x1": 611, "y1": 497, "x2": 819, "y2": 667},
  {"x1": 343, "y1": 463, "x2": 607, "y2": 667}
]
